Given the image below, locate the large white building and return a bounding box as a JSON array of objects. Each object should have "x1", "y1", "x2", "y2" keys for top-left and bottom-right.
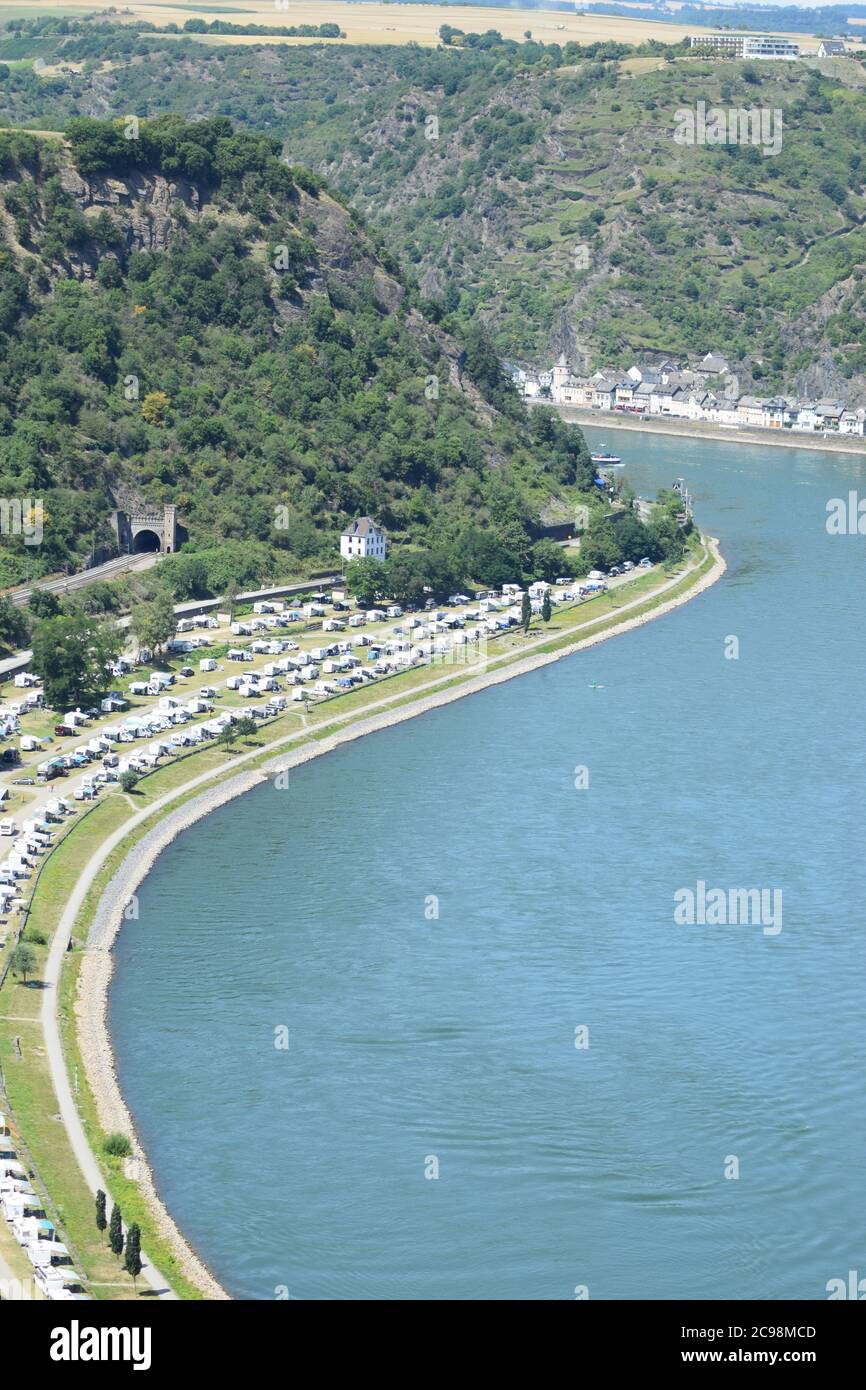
[
  {"x1": 340, "y1": 517, "x2": 388, "y2": 562},
  {"x1": 743, "y1": 37, "x2": 800, "y2": 61},
  {"x1": 690, "y1": 33, "x2": 800, "y2": 61}
]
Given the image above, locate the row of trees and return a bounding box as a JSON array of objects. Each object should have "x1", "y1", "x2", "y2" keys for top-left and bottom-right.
[
  {"x1": 96, "y1": 1189, "x2": 142, "y2": 1286},
  {"x1": 345, "y1": 527, "x2": 568, "y2": 609},
  {"x1": 345, "y1": 496, "x2": 679, "y2": 609}
]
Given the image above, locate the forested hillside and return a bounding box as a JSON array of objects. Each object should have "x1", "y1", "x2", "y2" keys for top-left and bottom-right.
[
  {"x1": 2, "y1": 20, "x2": 866, "y2": 399},
  {"x1": 0, "y1": 116, "x2": 598, "y2": 593}
]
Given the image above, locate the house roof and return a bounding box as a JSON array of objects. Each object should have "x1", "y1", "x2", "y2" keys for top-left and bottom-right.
[
  {"x1": 820, "y1": 40, "x2": 845, "y2": 53},
  {"x1": 666, "y1": 371, "x2": 697, "y2": 391},
  {"x1": 341, "y1": 517, "x2": 384, "y2": 539},
  {"x1": 699, "y1": 353, "x2": 729, "y2": 374}
]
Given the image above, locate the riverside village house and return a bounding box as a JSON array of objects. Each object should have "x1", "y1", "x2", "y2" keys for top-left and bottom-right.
[{"x1": 507, "y1": 353, "x2": 866, "y2": 437}]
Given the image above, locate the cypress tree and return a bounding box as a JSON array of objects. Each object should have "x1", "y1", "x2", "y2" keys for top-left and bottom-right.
[
  {"x1": 95, "y1": 1189, "x2": 107, "y2": 1240},
  {"x1": 109, "y1": 1203, "x2": 124, "y2": 1260},
  {"x1": 124, "y1": 1223, "x2": 143, "y2": 1287},
  {"x1": 541, "y1": 591, "x2": 552, "y2": 623},
  {"x1": 521, "y1": 591, "x2": 531, "y2": 633}
]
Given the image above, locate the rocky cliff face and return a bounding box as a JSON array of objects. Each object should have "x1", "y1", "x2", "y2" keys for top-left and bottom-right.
[
  {"x1": 10, "y1": 147, "x2": 409, "y2": 326},
  {"x1": 58, "y1": 163, "x2": 201, "y2": 256}
]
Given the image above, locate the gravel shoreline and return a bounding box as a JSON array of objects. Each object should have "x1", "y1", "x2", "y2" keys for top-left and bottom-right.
[{"x1": 77, "y1": 538, "x2": 726, "y2": 1299}]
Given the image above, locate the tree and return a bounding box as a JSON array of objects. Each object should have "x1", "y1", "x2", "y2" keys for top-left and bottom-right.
[
  {"x1": 31, "y1": 613, "x2": 123, "y2": 709},
  {"x1": 109, "y1": 1203, "x2": 124, "y2": 1260},
  {"x1": 223, "y1": 580, "x2": 239, "y2": 621},
  {"x1": 219, "y1": 724, "x2": 237, "y2": 750},
  {"x1": 140, "y1": 391, "x2": 170, "y2": 425},
  {"x1": 541, "y1": 591, "x2": 552, "y2": 623},
  {"x1": 346, "y1": 556, "x2": 387, "y2": 607},
  {"x1": 234, "y1": 716, "x2": 258, "y2": 739},
  {"x1": 0, "y1": 596, "x2": 29, "y2": 656},
  {"x1": 27, "y1": 589, "x2": 61, "y2": 621},
  {"x1": 130, "y1": 589, "x2": 176, "y2": 655},
  {"x1": 383, "y1": 552, "x2": 427, "y2": 610},
  {"x1": 530, "y1": 538, "x2": 565, "y2": 583},
  {"x1": 124, "y1": 1223, "x2": 142, "y2": 1287},
  {"x1": 10, "y1": 942, "x2": 37, "y2": 984},
  {"x1": 521, "y1": 591, "x2": 531, "y2": 634},
  {"x1": 457, "y1": 529, "x2": 520, "y2": 589},
  {"x1": 119, "y1": 770, "x2": 139, "y2": 794},
  {"x1": 95, "y1": 1189, "x2": 107, "y2": 1240}
]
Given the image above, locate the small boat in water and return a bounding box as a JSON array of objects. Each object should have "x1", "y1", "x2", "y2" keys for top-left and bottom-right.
[{"x1": 590, "y1": 452, "x2": 623, "y2": 466}]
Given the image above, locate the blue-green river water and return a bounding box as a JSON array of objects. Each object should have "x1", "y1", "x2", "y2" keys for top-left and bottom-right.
[{"x1": 110, "y1": 427, "x2": 866, "y2": 1299}]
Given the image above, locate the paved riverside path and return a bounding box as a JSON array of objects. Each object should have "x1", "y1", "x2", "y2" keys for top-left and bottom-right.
[{"x1": 41, "y1": 906, "x2": 179, "y2": 1299}]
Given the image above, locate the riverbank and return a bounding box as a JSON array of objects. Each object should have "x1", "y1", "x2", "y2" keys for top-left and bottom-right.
[
  {"x1": 68, "y1": 536, "x2": 725, "y2": 1298},
  {"x1": 546, "y1": 404, "x2": 866, "y2": 458}
]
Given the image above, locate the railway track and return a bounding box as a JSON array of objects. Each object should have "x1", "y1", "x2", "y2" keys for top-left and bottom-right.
[{"x1": 5, "y1": 553, "x2": 158, "y2": 607}]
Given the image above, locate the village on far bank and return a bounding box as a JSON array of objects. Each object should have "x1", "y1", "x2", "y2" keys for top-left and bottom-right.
[{"x1": 509, "y1": 352, "x2": 866, "y2": 437}]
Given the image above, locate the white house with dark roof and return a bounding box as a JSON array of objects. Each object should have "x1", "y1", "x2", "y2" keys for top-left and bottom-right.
[
  {"x1": 649, "y1": 385, "x2": 674, "y2": 415},
  {"x1": 818, "y1": 40, "x2": 846, "y2": 58},
  {"x1": 761, "y1": 397, "x2": 788, "y2": 429},
  {"x1": 839, "y1": 408, "x2": 866, "y2": 435},
  {"x1": 340, "y1": 517, "x2": 388, "y2": 562}
]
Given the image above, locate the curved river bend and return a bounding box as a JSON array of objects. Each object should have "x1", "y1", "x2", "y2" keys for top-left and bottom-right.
[{"x1": 111, "y1": 429, "x2": 866, "y2": 1300}]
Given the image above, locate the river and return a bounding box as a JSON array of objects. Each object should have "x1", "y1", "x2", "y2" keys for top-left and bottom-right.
[{"x1": 110, "y1": 427, "x2": 866, "y2": 1300}]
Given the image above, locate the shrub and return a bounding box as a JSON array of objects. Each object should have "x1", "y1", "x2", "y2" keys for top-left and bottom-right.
[{"x1": 104, "y1": 1133, "x2": 133, "y2": 1158}]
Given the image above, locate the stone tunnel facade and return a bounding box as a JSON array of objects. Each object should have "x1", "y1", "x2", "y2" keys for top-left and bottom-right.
[{"x1": 111, "y1": 505, "x2": 178, "y2": 555}]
